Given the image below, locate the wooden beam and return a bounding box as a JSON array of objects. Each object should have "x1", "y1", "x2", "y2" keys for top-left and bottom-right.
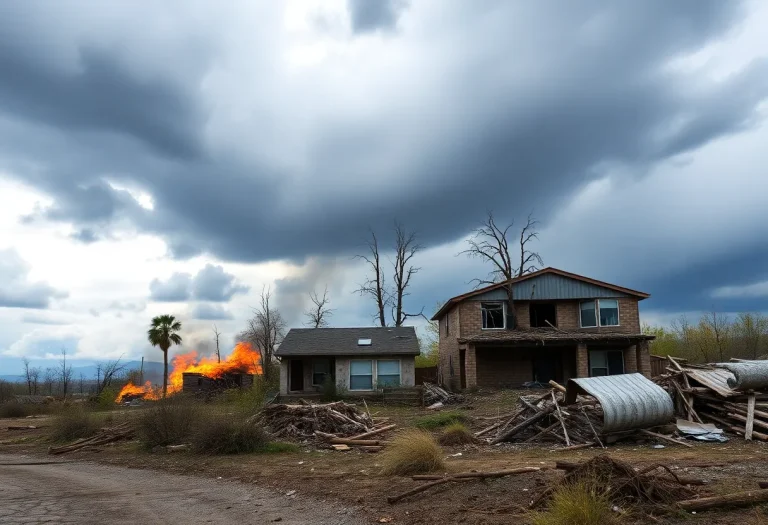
[{"x1": 746, "y1": 395, "x2": 756, "y2": 441}]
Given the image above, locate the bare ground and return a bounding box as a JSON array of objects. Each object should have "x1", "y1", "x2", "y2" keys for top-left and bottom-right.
[{"x1": 0, "y1": 453, "x2": 364, "y2": 525}]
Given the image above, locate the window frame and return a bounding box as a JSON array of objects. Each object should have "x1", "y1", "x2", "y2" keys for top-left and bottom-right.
[
  {"x1": 579, "y1": 299, "x2": 621, "y2": 328},
  {"x1": 481, "y1": 301, "x2": 507, "y2": 330},
  {"x1": 312, "y1": 358, "x2": 333, "y2": 387},
  {"x1": 349, "y1": 359, "x2": 374, "y2": 391},
  {"x1": 589, "y1": 349, "x2": 624, "y2": 377},
  {"x1": 376, "y1": 359, "x2": 401, "y2": 388}
]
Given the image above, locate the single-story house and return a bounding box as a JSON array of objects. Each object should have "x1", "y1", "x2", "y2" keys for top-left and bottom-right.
[{"x1": 275, "y1": 327, "x2": 420, "y2": 395}]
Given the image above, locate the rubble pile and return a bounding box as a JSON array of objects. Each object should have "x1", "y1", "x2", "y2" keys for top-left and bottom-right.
[
  {"x1": 655, "y1": 356, "x2": 768, "y2": 441},
  {"x1": 256, "y1": 401, "x2": 375, "y2": 439},
  {"x1": 423, "y1": 383, "x2": 463, "y2": 406}
]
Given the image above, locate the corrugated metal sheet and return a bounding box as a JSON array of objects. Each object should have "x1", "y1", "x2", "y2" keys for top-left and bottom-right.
[
  {"x1": 684, "y1": 368, "x2": 735, "y2": 397},
  {"x1": 715, "y1": 361, "x2": 768, "y2": 390},
  {"x1": 564, "y1": 373, "x2": 674, "y2": 433},
  {"x1": 472, "y1": 273, "x2": 630, "y2": 302}
]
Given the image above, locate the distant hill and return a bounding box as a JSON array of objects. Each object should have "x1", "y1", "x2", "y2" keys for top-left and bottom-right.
[{"x1": 0, "y1": 360, "x2": 165, "y2": 384}]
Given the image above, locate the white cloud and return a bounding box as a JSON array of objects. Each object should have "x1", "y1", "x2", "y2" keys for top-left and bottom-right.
[{"x1": 712, "y1": 280, "x2": 768, "y2": 299}]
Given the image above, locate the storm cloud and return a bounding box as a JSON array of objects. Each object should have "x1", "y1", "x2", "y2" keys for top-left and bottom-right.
[
  {"x1": 0, "y1": 249, "x2": 67, "y2": 309},
  {"x1": 149, "y1": 264, "x2": 248, "y2": 303}
]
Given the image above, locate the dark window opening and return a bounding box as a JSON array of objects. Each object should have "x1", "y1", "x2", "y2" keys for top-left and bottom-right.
[
  {"x1": 481, "y1": 302, "x2": 505, "y2": 329},
  {"x1": 589, "y1": 350, "x2": 624, "y2": 377},
  {"x1": 530, "y1": 303, "x2": 557, "y2": 328},
  {"x1": 445, "y1": 313, "x2": 450, "y2": 336}
]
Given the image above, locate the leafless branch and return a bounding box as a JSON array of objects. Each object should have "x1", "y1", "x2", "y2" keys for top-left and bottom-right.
[
  {"x1": 354, "y1": 228, "x2": 389, "y2": 326},
  {"x1": 241, "y1": 286, "x2": 286, "y2": 379},
  {"x1": 212, "y1": 324, "x2": 221, "y2": 363},
  {"x1": 305, "y1": 285, "x2": 334, "y2": 328},
  {"x1": 392, "y1": 222, "x2": 423, "y2": 326}
]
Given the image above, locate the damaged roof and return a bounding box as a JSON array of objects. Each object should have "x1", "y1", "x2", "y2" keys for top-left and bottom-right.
[
  {"x1": 460, "y1": 328, "x2": 654, "y2": 345},
  {"x1": 275, "y1": 327, "x2": 420, "y2": 357},
  {"x1": 432, "y1": 267, "x2": 650, "y2": 320}
]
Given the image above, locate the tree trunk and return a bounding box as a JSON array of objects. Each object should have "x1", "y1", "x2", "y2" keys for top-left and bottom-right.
[
  {"x1": 506, "y1": 283, "x2": 516, "y2": 330},
  {"x1": 162, "y1": 348, "x2": 169, "y2": 398}
]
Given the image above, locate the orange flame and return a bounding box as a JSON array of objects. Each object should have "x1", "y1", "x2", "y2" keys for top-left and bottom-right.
[{"x1": 115, "y1": 341, "x2": 262, "y2": 403}]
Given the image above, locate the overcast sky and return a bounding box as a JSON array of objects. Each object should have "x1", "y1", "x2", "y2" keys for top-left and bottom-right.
[{"x1": 1, "y1": 0, "x2": 767, "y2": 375}]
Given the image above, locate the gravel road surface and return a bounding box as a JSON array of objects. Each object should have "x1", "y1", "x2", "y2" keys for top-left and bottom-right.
[{"x1": 0, "y1": 454, "x2": 364, "y2": 524}]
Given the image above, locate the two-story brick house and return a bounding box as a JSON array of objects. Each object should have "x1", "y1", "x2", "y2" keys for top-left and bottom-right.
[{"x1": 432, "y1": 267, "x2": 654, "y2": 391}]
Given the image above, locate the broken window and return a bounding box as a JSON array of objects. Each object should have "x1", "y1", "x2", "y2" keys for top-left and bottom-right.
[
  {"x1": 589, "y1": 350, "x2": 624, "y2": 376},
  {"x1": 481, "y1": 302, "x2": 505, "y2": 329},
  {"x1": 599, "y1": 299, "x2": 619, "y2": 326},
  {"x1": 580, "y1": 300, "x2": 597, "y2": 328},
  {"x1": 530, "y1": 303, "x2": 557, "y2": 328}
]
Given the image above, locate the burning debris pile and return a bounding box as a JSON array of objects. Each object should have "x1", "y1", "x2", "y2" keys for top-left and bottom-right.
[
  {"x1": 476, "y1": 374, "x2": 679, "y2": 448},
  {"x1": 256, "y1": 401, "x2": 375, "y2": 440},
  {"x1": 656, "y1": 356, "x2": 768, "y2": 441},
  {"x1": 115, "y1": 342, "x2": 262, "y2": 403}
]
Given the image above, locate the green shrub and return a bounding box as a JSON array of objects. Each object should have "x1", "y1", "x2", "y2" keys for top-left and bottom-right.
[
  {"x1": 261, "y1": 442, "x2": 300, "y2": 454},
  {"x1": 93, "y1": 386, "x2": 122, "y2": 410},
  {"x1": 136, "y1": 398, "x2": 199, "y2": 449},
  {"x1": 191, "y1": 415, "x2": 269, "y2": 455},
  {"x1": 0, "y1": 402, "x2": 30, "y2": 418},
  {"x1": 49, "y1": 407, "x2": 100, "y2": 443},
  {"x1": 530, "y1": 482, "x2": 621, "y2": 525},
  {"x1": 320, "y1": 376, "x2": 348, "y2": 402},
  {"x1": 380, "y1": 429, "x2": 445, "y2": 476},
  {"x1": 413, "y1": 411, "x2": 469, "y2": 430},
  {"x1": 438, "y1": 422, "x2": 475, "y2": 445}
]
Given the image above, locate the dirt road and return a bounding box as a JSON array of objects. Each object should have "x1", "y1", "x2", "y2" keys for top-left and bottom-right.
[{"x1": 0, "y1": 454, "x2": 364, "y2": 524}]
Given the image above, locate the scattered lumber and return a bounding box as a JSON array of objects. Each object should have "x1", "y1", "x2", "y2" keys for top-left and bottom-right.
[
  {"x1": 423, "y1": 383, "x2": 463, "y2": 406},
  {"x1": 256, "y1": 401, "x2": 374, "y2": 439},
  {"x1": 48, "y1": 422, "x2": 134, "y2": 455},
  {"x1": 388, "y1": 467, "x2": 541, "y2": 504},
  {"x1": 678, "y1": 489, "x2": 768, "y2": 512},
  {"x1": 639, "y1": 429, "x2": 693, "y2": 448},
  {"x1": 348, "y1": 424, "x2": 397, "y2": 440},
  {"x1": 314, "y1": 431, "x2": 383, "y2": 446}
]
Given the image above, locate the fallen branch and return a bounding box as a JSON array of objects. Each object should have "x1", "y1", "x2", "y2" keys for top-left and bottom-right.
[
  {"x1": 389, "y1": 468, "x2": 541, "y2": 503},
  {"x1": 314, "y1": 432, "x2": 383, "y2": 446},
  {"x1": 348, "y1": 424, "x2": 396, "y2": 441},
  {"x1": 639, "y1": 429, "x2": 693, "y2": 448},
  {"x1": 678, "y1": 489, "x2": 768, "y2": 512}
]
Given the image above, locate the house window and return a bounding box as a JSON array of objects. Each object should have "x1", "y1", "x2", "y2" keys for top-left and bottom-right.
[
  {"x1": 530, "y1": 303, "x2": 557, "y2": 328},
  {"x1": 589, "y1": 350, "x2": 624, "y2": 376},
  {"x1": 349, "y1": 360, "x2": 373, "y2": 390},
  {"x1": 599, "y1": 299, "x2": 619, "y2": 326},
  {"x1": 580, "y1": 300, "x2": 597, "y2": 327},
  {"x1": 377, "y1": 360, "x2": 400, "y2": 387},
  {"x1": 481, "y1": 302, "x2": 505, "y2": 329},
  {"x1": 312, "y1": 359, "x2": 332, "y2": 386},
  {"x1": 445, "y1": 313, "x2": 450, "y2": 336},
  {"x1": 580, "y1": 299, "x2": 620, "y2": 327}
]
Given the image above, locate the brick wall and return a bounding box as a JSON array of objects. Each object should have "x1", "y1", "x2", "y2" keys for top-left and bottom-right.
[
  {"x1": 438, "y1": 305, "x2": 461, "y2": 390},
  {"x1": 556, "y1": 298, "x2": 640, "y2": 333}
]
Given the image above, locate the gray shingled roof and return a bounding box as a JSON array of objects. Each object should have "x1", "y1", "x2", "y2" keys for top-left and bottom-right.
[{"x1": 275, "y1": 327, "x2": 420, "y2": 357}]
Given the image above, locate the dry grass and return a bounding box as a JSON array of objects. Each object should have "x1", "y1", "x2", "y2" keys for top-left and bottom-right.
[
  {"x1": 136, "y1": 398, "x2": 199, "y2": 449},
  {"x1": 0, "y1": 402, "x2": 30, "y2": 418},
  {"x1": 380, "y1": 429, "x2": 445, "y2": 476},
  {"x1": 530, "y1": 482, "x2": 622, "y2": 525},
  {"x1": 191, "y1": 416, "x2": 269, "y2": 455},
  {"x1": 49, "y1": 407, "x2": 100, "y2": 443},
  {"x1": 438, "y1": 422, "x2": 476, "y2": 445},
  {"x1": 413, "y1": 411, "x2": 469, "y2": 430}
]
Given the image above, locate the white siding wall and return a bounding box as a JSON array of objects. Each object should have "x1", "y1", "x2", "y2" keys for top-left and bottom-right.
[{"x1": 279, "y1": 355, "x2": 416, "y2": 394}]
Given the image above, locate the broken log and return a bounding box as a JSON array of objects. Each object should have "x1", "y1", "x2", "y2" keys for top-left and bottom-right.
[
  {"x1": 411, "y1": 467, "x2": 542, "y2": 481},
  {"x1": 555, "y1": 442, "x2": 594, "y2": 451},
  {"x1": 348, "y1": 424, "x2": 396, "y2": 440},
  {"x1": 490, "y1": 407, "x2": 553, "y2": 444},
  {"x1": 548, "y1": 380, "x2": 566, "y2": 393},
  {"x1": 314, "y1": 431, "x2": 382, "y2": 446},
  {"x1": 678, "y1": 489, "x2": 768, "y2": 512},
  {"x1": 7, "y1": 425, "x2": 40, "y2": 430},
  {"x1": 639, "y1": 429, "x2": 693, "y2": 448},
  {"x1": 387, "y1": 478, "x2": 471, "y2": 504}
]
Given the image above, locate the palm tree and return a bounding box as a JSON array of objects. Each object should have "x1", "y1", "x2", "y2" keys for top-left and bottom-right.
[{"x1": 147, "y1": 315, "x2": 182, "y2": 397}]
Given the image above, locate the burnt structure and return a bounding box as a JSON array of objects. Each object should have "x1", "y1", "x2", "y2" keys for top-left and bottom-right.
[{"x1": 182, "y1": 372, "x2": 255, "y2": 394}]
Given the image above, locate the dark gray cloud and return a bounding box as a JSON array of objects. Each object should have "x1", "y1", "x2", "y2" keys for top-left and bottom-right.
[
  {"x1": 149, "y1": 273, "x2": 192, "y2": 302},
  {"x1": 0, "y1": 249, "x2": 67, "y2": 309},
  {"x1": 69, "y1": 228, "x2": 99, "y2": 244},
  {"x1": 149, "y1": 265, "x2": 247, "y2": 303},
  {"x1": 191, "y1": 303, "x2": 234, "y2": 321},
  {"x1": 348, "y1": 0, "x2": 406, "y2": 33},
  {"x1": 191, "y1": 264, "x2": 249, "y2": 302},
  {"x1": 1, "y1": 1, "x2": 768, "y2": 318},
  {"x1": 274, "y1": 258, "x2": 346, "y2": 328}
]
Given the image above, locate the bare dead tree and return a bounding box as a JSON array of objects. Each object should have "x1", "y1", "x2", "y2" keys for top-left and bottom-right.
[
  {"x1": 213, "y1": 324, "x2": 221, "y2": 363},
  {"x1": 58, "y1": 348, "x2": 73, "y2": 398},
  {"x1": 242, "y1": 286, "x2": 286, "y2": 379},
  {"x1": 78, "y1": 373, "x2": 85, "y2": 394},
  {"x1": 43, "y1": 368, "x2": 55, "y2": 396},
  {"x1": 22, "y1": 358, "x2": 33, "y2": 395},
  {"x1": 391, "y1": 222, "x2": 425, "y2": 326},
  {"x1": 29, "y1": 366, "x2": 40, "y2": 395},
  {"x1": 96, "y1": 358, "x2": 126, "y2": 394},
  {"x1": 702, "y1": 309, "x2": 732, "y2": 362},
  {"x1": 460, "y1": 212, "x2": 543, "y2": 329},
  {"x1": 355, "y1": 229, "x2": 388, "y2": 326},
  {"x1": 305, "y1": 286, "x2": 334, "y2": 328}
]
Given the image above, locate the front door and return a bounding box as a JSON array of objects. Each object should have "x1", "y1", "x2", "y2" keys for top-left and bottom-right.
[{"x1": 290, "y1": 359, "x2": 304, "y2": 391}]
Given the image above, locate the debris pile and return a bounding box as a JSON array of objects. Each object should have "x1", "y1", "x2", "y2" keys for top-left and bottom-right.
[
  {"x1": 532, "y1": 455, "x2": 698, "y2": 509},
  {"x1": 48, "y1": 422, "x2": 134, "y2": 455},
  {"x1": 476, "y1": 375, "x2": 683, "y2": 448},
  {"x1": 656, "y1": 356, "x2": 768, "y2": 441},
  {"x1": 256, "y1": 401, "x2": 375, "y2": 440},
  {"x1": 423, "y1": 383, "x2": 463, "y2": 407}
]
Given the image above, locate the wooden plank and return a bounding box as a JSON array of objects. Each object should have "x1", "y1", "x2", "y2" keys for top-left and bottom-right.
[
  {"x1": 551, "y1": 391, "x2": 571, "y2": 447},
  {"x1": 639, "y1": 429, "x2": 693, "y2": 448},
  {"x1": 746, "y1": 395, "x2": 756, "y2": 441}
]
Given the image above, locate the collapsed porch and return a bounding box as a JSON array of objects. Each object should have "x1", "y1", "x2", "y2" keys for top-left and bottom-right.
[{"x1": 458, "y1": 328, "x2": 654, "y2": 389}]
